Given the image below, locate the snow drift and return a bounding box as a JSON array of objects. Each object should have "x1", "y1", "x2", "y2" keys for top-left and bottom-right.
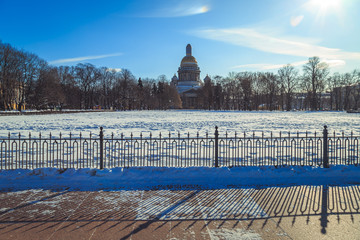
[{"x1": 1, "y1": 165, "x2": 359, "y2": 191}]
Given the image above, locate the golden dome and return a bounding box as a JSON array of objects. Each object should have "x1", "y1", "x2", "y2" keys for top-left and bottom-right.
[{"x1": 181, "y1": 55, "x2": 198, "y2": 66}]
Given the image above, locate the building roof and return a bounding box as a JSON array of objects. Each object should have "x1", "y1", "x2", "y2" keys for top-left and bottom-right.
[
  {"x1": 180, "y1": 55, "x2": 198, "y2": 66},
  {"x1": 180, "y1": 44, "x2": 198, "y2": 67}
]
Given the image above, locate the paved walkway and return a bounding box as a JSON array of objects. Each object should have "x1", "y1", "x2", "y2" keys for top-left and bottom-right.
[{"x1": 0, "y1": 185, "x2": 360, "y2": 239}]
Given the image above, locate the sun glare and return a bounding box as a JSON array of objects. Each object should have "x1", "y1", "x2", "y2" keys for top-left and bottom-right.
[
  {"x1": 308, "y1": 0, "x2": 342, "y2": 12},
  {"x1": 310, "y1": 0, "x2": 341, "y2": 7},
  {"x1": 306, "y1": 0, "x2": 343, "y2": 23}
]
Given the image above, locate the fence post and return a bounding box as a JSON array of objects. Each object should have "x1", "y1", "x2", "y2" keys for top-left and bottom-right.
[
  {"x1": 323, "y1": 125, "x2": 329, "y2": 168},
  {"x1": 100, "y1": 127, "x2": 104, "y2": 170},
  {"x1": 215, "y1": 126, "x2": 219, "y2": 167}
]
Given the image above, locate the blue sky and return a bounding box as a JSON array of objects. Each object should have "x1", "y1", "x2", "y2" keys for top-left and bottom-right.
[{"x1": 1, "y1": 0, "x2": 359, "y2": 80}]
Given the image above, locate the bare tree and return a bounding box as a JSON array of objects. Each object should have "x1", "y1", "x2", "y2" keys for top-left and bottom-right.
[
  {"x1": 302, "y1": 57, "x2": 329, "y2": 110},
  {"x1": 0, "y1": 42, "x2": 19, "y2": 110},
  {"x1": 75, "y1": 63, "x2": 101, "y2": 109},
  {"x1": 261, "y1": 72, "x2": 279, "y2": 111},
  {"x1": 212, "y1": 75, "x2": 224, "y2": 110},
  {"x1": 250, "y1": 72, "x2": 265, "y2": 110},
  {"x1": 17, "y1": 52, "x2": 44, "y2": 110},
  {"x1": 34, "y1": 66, "x2": 65, "y2": 109},
  {"x1": 222, "y1": 72, "x2": 240, "y2": 110},
  {"x1": 97, "y1": 67, "x2": 116, "y2": 109},
  {"x1": 278, "y1": 64, "x2": 298, "y2": 111},
  {"x1": 58, "y1": 66, "x2": 80, "y2": 109},
  {"x1": 327, "y1": 73, "x2": 343, "y2": 110},
  {"x1": 113, "y1": 69, "x2": 136, "y2": 110},
  {"x1": 237, "y1": 72, "x2": 253, "y2": 111},
  {"x1": 199, "y1": 76, "x2": 214, "y2": 110},
  {"x1": 156, "y1": 79, "x2": 182, "y2": 109}
]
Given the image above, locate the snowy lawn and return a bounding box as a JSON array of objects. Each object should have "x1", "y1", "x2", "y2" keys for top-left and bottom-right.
[
  {"x1": 1, "y1": 166, "x2": 359, "y2": 192},
  {"x1": 1, "y1": 110, "x2": 359, "y2": 190},
  {"x1": 1, "y1": 110, "x2": 359, "y2": 137}
]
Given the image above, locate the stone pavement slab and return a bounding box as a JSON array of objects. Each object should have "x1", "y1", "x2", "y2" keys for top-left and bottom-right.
[{"x1": 0, "y1": 185, "x2": 359, "y2": 239}]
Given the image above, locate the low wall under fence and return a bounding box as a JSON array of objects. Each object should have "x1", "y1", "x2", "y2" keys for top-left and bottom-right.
[{"x1": 0, "y1": 126, "x2": 359, "y2": 170}]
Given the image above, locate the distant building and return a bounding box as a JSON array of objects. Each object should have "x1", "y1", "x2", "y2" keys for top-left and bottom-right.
[
  {"x1": 171, "y1": 44, "x2": 209, "y2": 108},
  {"x1": 292, "y1": 92, "x2": 331, "y2": 111},
  {"x1": 331, "y1": 83, "x2": 360, "y2": 110},
  {"x1": 0, "y1": 81, "x2": 26, "y2": 111}
]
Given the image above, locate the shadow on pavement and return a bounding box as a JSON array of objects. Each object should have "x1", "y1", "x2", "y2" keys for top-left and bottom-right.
[{"x1": 0, "y1": 184, "x2": 359, "y2": 238}]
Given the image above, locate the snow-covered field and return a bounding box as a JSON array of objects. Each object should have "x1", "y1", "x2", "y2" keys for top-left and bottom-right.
[
  {"x1": 1, "y1": 110, "x2": 359, "y2": 137},
  {"x1": 1, "y1": 110, "x2": 359, "y2": 193}
]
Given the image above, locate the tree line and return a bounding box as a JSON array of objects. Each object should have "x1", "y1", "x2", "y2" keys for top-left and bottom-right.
[
  {"x1": 0, "y1": 41, "x2": 181, "y2": 111},
  {"x1": 1, "y1": 40, "x2": 359, "y2": 111},
  {"x1": 196, "y1": 58, "x2": 360, "y2": 111}
]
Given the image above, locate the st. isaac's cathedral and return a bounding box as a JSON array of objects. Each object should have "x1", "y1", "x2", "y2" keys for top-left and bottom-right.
[{"x1": 171, "y1": 44, "x2": 211, "y2": 108}]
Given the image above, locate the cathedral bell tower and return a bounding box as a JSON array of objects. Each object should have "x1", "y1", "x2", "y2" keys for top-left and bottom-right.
[
  {"x1": 172, "y1": 44, "x2": 209, "y2": 109},
  {"x1": 177, "y1": 44, "x2": 201, "y2": 84}
]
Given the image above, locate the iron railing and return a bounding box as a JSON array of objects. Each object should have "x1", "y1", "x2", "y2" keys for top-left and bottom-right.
[{"x1": 0, "y1": 126, "x2": 359, "y2": 169}]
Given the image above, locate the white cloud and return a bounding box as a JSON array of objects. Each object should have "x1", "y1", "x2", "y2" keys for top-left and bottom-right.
[
  {"x1": 193, "y1": 28, "x2": 360, "y2": 60},
  {"x1": 232, "y1": 61, "x2": 307, "y2": 71},
  {"x1": 231, "y1": 63, "x2": 272, "y2": 70},
  {"x1": 148, "y1": 2, "x2": 210, "y2": 17},
  {"x1": 172, "y1": 5, "x2": 209, "y2": 17},
  {"x1": 290, "y1": 15, "x2": 304, "y2": 27},
  {"x1": 50, "y1": 52, "x2": 123, "y2": 64},
  {"x1": 322, "y1": 59, "x2": 346, "y2": 68},
  {"x1": 232, "y1": 59, "x2": 345, "y2": 71}
]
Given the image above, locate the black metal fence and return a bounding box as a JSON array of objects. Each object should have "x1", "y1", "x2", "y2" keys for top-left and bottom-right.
[{"x1": 0, "y1": 126, "x2": 359, "y2": 170}]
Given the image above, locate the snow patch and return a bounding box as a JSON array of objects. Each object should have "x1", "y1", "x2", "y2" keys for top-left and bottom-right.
[{"x1": 209, "y1": 228, "x2": 262, "y2": 240}]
